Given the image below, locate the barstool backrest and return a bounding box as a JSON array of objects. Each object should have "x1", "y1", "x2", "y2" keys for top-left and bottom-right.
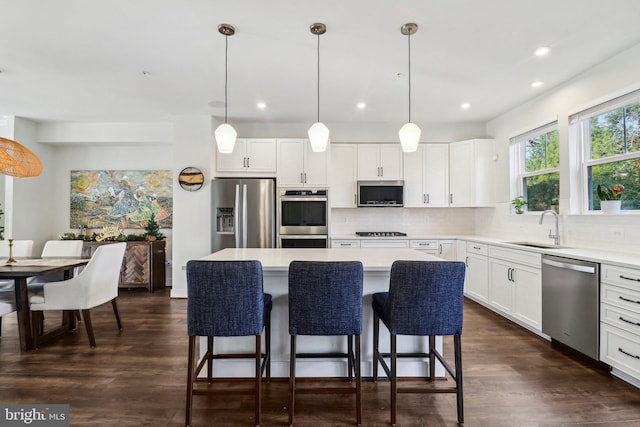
[
  {"x1": 288, "y1": 261, "x2": 364, "y2": 336},
  {"x1": 186, "y1": 260, "x2": 265, "y2": 337},
  {"x1": 385, "y1": 260, "x2": 466, "y2": 336}
]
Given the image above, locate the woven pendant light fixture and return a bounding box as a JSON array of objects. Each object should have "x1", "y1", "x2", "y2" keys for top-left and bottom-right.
[
  {"x1": 0, "y1": 137, "x2": 42, "y2": 177},
  {"x1": 398, "y1": 23, "x2": 421, "y2": 153},
  {"x1": 214, "y1": 23, "x2": 238, "y2": 154},
  {"x1": 308, "y1": 22, "x2": 330, "y2": 152}
]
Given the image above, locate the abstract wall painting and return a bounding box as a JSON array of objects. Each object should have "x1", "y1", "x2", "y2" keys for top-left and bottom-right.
[{"x1": 70, "y1": 170, "x2": 173, "y2": 229}]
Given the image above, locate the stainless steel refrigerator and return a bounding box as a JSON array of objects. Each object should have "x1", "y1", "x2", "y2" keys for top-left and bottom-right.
[{"x1": 211, "y1": 178, "x2": 276, "y2": 252}]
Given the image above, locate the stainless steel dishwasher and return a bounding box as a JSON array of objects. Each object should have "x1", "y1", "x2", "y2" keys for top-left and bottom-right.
[{"x1": 541, "y1": 254, "x2": 600, "y2": 360}]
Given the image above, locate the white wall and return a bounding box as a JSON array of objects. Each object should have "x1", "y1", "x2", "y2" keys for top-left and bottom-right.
[
  {"x1": 480, "y1": 43, "x2": 640, "y2": 252},
  {"x1": 170, "y1": 115, "x2": 216, "y2": 298}
]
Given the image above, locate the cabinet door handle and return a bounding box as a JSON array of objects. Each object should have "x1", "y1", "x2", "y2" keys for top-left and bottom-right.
[
  {"x1": 439, "y1": 244, "x2": 443, "y2": 254},
  {"x1": 619, "y1": 296, "x2": 640, "y2": 305},
  {"x1": 619, "y1": 316, "x2": 640, "y2": 327},
  {"x1": 620, "y1": 274, "x2": 640, "y2": 282},
  {"x1": 243, "y1": 157, "x2": 247, "y2": 168},
  {"x1": 618, "y1": 347, "x2": 640, "y2": 360},
  {"x1": 465, "y1": 256, "x2": 469, "y2": 268},
  {"x1": 381, "y1": 167, "x2": 383, "y2": 176},
  {"x1": 304, "y1": 173, "x2": 307, "y2": 184},
  {"x1": 340, "y1": 243, "x2": 351, "y2": 247},
  {"x1": 426, "y1": 194, "x2": 430, "y2": 204},
  {"x1": 507, "y1": 267, "x2": 512, "y2": 282},
  {"x1": 300, "y1": 173, "x2": 304, "y2": 184},
  {"x1": 246, "y1": 157, "x2": 250, "y2": 168},
  {"x1": 423, "y1": 194, "x2": 426, "y2": 203},
  {"x1": 450, "y1": 194, "x2": 453, "y2": 204},
  {"x1": 354, "y1": 194, "x2": 357, "y2": 205}
]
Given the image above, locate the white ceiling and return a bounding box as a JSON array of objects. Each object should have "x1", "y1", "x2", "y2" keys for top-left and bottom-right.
[{"x1": 1, "y1": 0, "x2": 640, "y2": 127}]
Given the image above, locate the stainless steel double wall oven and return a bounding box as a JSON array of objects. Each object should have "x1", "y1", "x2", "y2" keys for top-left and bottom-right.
[{"x1": 277, "y1": 189, "x2": 329, "y2": 248}]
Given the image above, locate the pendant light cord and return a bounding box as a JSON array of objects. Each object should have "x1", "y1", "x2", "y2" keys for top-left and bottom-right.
[
  {"x1": 408, "y1": 31, "x2": 412, "y2": 123},
  {"x1": 224, "y1": 34, "x2": 229, "y2": 124},
  {"x1": 316, "y1": 32, "x2": 320, "y2": 123}
]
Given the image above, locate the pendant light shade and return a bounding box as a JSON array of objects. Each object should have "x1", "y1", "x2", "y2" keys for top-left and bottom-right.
[
  {"x1": 398, "y1": 122, "x2": 421, "y2": 152},
  {"x1": 215, "y1": 23, "x2": 237, "y2": 154},
  {"x1": 214, "y1": 123, "x2": 238, "y2": 153},
  {"x1": 399, "y1": 23, "x2": 421, "y2": 153},
  {"x1": 308, "y1": 122, "x2": 330, "y2": 152},
  {"x1": 308, "y1": 23, "x2": 329, "y2": 153}
]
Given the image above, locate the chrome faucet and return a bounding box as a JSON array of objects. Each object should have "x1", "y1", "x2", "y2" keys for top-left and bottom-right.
[{"x1": 539, "y1": 210, "x2": 560, "y2": 246}]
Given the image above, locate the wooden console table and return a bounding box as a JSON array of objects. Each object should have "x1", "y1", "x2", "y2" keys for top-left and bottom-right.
[{"x1": 82, "y1": 240, "x2": 166, "y2": 292}]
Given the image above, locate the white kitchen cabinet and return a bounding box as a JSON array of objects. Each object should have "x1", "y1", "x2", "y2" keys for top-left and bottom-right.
[
  {"x1": 357, "y1": 144, "x2": 403, "y2": 181},
  {"x1": 448, "y1": 138, "x2": 494, "y2": 207},
  {"x1": 277, "y1": 139, "x2": 329, "y2": 187},
  {"x1": 488, "y1": 245, "x2": 542, "y2": 331},
  {"x1": 403, "y1": 145, "x2": 426, "y2": 207},
  {"x1": 331, "y1": 239, "x2": 361, "y2": 248},
  {"x1": 456, "y1": 240, "x2": 468, "y2": 292},
  {"x1": 410, "y1": 239, "x2": 455, "y2": 260},
  {"x1": 360, "y1": 239, "x2": 409, "y2": 249},
  {"x1": 425, "y1": 144, "x2": 450, "y2": 207},
  {"x1": 330, "y1": 144, "x2": 357, "y2": 207},
  {"x1": 465, "y1": 242, "x2": 489, "y2": 303},
  {"x1": 600, "y1": 264, "x2": 640, "y2": 385},
  {"x1": 216, "y1": 138, "x2": 277, "y2": 174}
]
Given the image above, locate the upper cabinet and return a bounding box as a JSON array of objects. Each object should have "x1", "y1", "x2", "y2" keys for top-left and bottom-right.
[
  {"x1": 330, "y1": 144, "x2": 358, "y2": 208},
  {"x1": 216, "y1": 138, "x2": 277, "y2": 175},
  {"x1": 357, "y1": 144, "x2": 403, "y2": 181},
  {"x1": 449, "y1": 138, "x2": 494, "y2": 207},
  {"x1": 277, "y1": 139, "x2": 329, "y2": 187},
  {"x1": 403, "y1": 144, "x2": 449, "y2": 207}
]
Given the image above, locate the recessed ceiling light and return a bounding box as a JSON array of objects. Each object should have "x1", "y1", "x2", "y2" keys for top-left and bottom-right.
[
  {"x1": 357, "y1": 102, "x2": 366, "y2": 109},
  {"x1": 530, "y1": 80, "x2": 544, "y2": 88},
  {"x1": 460, "y1": 103, "x2": 471, "y2": 109},
  {"x1": 534, "y1": 46, "x2": 550, "y2": 57},
  {"x1": 257, "y1": 102, "x2": 267, "y2": 109}
]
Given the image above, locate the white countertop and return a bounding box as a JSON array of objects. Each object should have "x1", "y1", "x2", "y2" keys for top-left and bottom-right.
[
  {"x1": 201, "y1": 248, "x2": 442, "y2": 271},
  {"x1": 330, "y1": 234, "x2": 640, "y2": 269}
]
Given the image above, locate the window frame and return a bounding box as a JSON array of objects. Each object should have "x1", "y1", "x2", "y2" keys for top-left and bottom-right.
[
  {"x1": 510, "y1": 122, "x2": 559, "y2": 213},
  {"x1": 572, "y1": 90, "x2": 640, "y2": 213}
]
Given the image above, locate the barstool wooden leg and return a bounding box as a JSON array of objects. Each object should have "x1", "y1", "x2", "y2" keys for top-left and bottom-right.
[
  {"x1": 455, "y1": 333, "x2": 464, "y2": 424},
  {"x1": 355, "y1": 334, "x2": 362, "y2": 425},
  {"x1": 373, "y1": 311, "x2": 380, "y2": 381},
  {"x1": 255, "y1": 334, "x2": 261, "y2": 427},
  {"x1": 207, "y1": 337, "x2": 213, "y2": 383},
  {"x1": 391, "y1": 333, "x2": 397, "y2": 426},
  {"x1": 429, "y1": 335, "x2": 436, "y2": 382},
  {"x1": 265, "y1": 311, "x2": 271, "y2": 381},
  {"x1": 347, "y1": 335, "x2": 353, "y2": 381},
  {"x1": 289, "y1": 335, "x2": 296, "y2": 426},
  {"x1": 185, "y1": 336, "x2": 196, "y2": 427}
]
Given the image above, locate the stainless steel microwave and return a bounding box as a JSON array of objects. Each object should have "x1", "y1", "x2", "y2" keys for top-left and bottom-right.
[{"x1": 357, "y1": 180, "x2": 404, "y2": 207}]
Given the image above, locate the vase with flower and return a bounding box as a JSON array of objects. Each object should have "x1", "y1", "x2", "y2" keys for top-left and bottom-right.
[{"x1": 597, "y1": 184, "x2": 624, "y2": 214}]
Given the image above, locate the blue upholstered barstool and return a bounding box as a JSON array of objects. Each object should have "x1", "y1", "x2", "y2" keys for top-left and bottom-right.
[
  {"x1": 185, "y1": 260, "x2": 272, "y2": 427},
  {"x1": 372, "y1": 260, "x2": 466, "y2": 425},
  {"x1": 288, "y1": 261, "x2": 364, "y2": 426}
]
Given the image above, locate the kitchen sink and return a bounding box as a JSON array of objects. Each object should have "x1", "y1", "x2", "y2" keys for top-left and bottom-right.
[{"x1": 505, "y1": 241, "x2": 569, "y2": 249}]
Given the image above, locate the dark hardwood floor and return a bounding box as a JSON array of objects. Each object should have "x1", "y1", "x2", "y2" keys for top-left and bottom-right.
[{"x1": 1, "y1": 289, "x2": 639, "y2": 426}]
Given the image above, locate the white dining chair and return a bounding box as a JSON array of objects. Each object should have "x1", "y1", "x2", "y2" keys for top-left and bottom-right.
[
  {"x1": 29, "y1": 242, "x2": 126, "y2": 347},
  {"x1": 0, "y1": 293, "x2": 16, "y2": 336},
  {"x1": 28, "y1": 240, "x2": 85, "y2": 288},
  {"x1": 0, "y1": 240, "x2": 34, "y2": 292}
]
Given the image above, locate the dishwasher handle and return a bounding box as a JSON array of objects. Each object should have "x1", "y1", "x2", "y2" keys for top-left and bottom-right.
[{"x1": 542, "y1": 258, "x2": 596, "y2": 274}]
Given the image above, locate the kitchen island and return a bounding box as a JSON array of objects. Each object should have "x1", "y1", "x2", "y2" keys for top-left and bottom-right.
[{"x1": 200, "y1": 248, "x2": 447, "y2": 378}]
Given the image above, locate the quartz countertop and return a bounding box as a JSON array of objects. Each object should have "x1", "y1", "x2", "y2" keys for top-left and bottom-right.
[{"x1": 201, "y1": 248, "x2": 441, "y2": 271}]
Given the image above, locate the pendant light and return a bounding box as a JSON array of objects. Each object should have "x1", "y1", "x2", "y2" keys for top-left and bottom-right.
[
  {"x1": 214, "y1": 23, "x2": 238, "y2": 154},
  {"x1": 308, "y1": 23, "x2": 330, "y2": 152},
  {"x1": 398, "y1": 23, "x2": 421, "y2": 153}
]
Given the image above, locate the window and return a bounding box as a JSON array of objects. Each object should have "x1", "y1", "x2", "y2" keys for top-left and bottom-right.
[
  {"x1": 511, "y1": 123, "x2": 559, "y2": 212},
  {"x1": 572, "y1": 90, "x2": 640, "y2": 212}
]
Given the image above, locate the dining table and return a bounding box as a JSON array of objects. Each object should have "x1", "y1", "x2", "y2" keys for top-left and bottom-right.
[{"x1": 1, "y1": 258, "x2": 90, "y2": 351}]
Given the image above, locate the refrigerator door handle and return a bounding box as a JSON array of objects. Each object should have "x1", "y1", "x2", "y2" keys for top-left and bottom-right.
[
  {"x1": 242, "y1": 184, "x2": 248, "y2": 248},
  {"x1": 234, "y1": 184, "x2": 240, "y2": 248}
]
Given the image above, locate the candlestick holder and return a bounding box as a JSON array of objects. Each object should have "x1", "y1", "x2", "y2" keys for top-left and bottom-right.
[{"x1": 6, "y1": 238, "x2": 16, "y2": 264}]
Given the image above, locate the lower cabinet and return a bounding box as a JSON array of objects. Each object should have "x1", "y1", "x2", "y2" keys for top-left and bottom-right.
[
  {"x1": 488, "y1": 256, "x2": 542, "y2": 331},
  {"x1": 82, "y1": 240, "x2": 166, "y2": 292},
  {"x1": 600, "y1": 264, "x2": 640, "y2": 384},
  {"x1": 465, "y1": 242, "x2": 489, "y2": 303}
]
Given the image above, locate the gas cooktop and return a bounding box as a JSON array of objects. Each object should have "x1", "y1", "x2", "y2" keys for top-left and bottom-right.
[{"x1": 355, "y1": 231, "x2": 407, "y2": 237}]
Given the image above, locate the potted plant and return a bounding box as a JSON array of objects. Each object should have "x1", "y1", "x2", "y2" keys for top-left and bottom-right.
[
  {"x1": 511, "y1": 196, "x2": 527, "y2": 214},
  {"x1": 597, "y1": 184, "x2": 624, "y2": 214}
]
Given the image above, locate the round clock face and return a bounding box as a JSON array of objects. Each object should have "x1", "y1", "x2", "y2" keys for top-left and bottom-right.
[{"x1": 178, "y1": 167, "x2": 204, "y2": 192}]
